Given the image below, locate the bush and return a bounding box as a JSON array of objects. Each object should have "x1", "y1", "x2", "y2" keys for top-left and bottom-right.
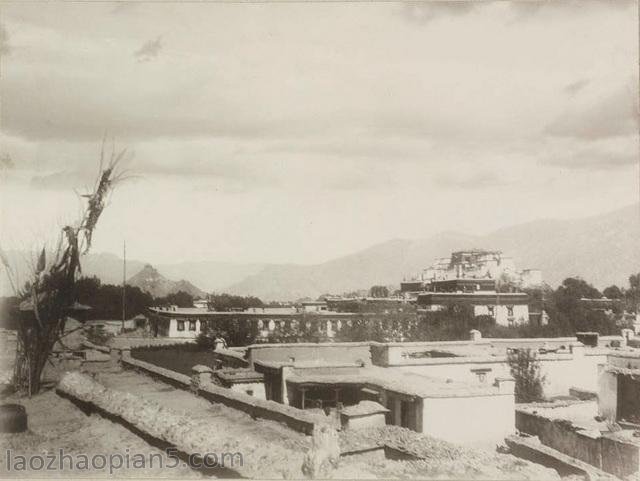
[{"x1": 507, "y1": 348, "x2": 546, "y2": 403}]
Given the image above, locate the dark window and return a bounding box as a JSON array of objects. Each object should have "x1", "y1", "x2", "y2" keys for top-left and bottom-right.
[
  {"x1": 177, "y1": 320, "x2": 185, "y2": 331},
  {"x1": 507, "y1": 306, "x2": 514, "y2": 317},
  {"x1": 487, "y1": 305, "x2": 495, "y2": 316},
  {"x1": 189, "y1": 320, "x2": 196, "y2": 331}
]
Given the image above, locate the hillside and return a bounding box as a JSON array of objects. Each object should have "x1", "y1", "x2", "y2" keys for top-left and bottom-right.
[
  {"x1": 127, "y1": 264, "x2": 206, "y2": 298},
  {"x1": 227, "y1": 204, "x2": 640, "y2": 300},
  {"x1": 2, "y1": 203, "x2": 638, "y2": 301}
]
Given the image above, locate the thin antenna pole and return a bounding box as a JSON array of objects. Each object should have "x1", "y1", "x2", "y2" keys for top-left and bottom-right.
[{"x1": 122, "y1": 240, "x2": 126, "y2": 330}]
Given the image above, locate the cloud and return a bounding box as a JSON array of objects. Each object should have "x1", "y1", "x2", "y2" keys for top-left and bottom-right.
[
  {"x1": 0, "y1": 153, "x2": 15, "y2": 170},
  {"x1": 543, "y1": 144, "x2": 638, "y2": 171},
  {"x1": 134, "y1": 36, "x2": 163, "y2": 62},
  {"x1": 111, "y1": 2, "x2": 137, "y2": 15},
  {"x1": 545, "y1": 84, "x2": 639, "y2": 139},
  {"x1": 400, "y1": 1, "x2": 479, "y2": 25},
  {"x1": 436, "y1": 171, "x2": 508, "y2": 190},
  {"x1": 0, "y1": 153, "x2": 15, "y2": 180},
  {"x1": 508, "y1": 0, "x2": 636, "y2": 23},
  {"x1": 563, "y1": 79, "x2": 590, "y2": 96},
  {"x1": 0, "y1": 23, "x2": 10, "y2": 55}
]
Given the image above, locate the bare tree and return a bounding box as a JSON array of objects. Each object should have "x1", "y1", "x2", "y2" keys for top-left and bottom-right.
[{"x1": 1, "y1": 139, "x2": 127, "y2": 396}]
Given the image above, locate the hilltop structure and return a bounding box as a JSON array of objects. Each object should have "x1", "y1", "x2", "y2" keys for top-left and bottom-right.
[
  {"x1": 401, "y1": 250, "x2": 542, "y2": 296},
  {"x1": 415, "y1": 278, "x2": 531, "y2": 326},
  {"x1": 400, "y1": 250, "x2": 541, "y2": 326}
]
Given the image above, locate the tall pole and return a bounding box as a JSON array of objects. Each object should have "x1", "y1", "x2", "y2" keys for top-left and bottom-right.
[{"x1": 122, "y1": 240, "x2": 126, "y2": 330}]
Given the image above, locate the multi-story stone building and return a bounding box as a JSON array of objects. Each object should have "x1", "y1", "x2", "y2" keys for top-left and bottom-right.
[
  {"x1": 401, "y1": 249, "x2": 542, "y2": 297},
  {"x1": 415, "y1": 278, "x2": 530, "y2": 326}
]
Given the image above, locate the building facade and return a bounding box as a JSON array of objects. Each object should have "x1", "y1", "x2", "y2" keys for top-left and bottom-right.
[
  {"x1": 416, "y1": 279, "x2": 530, "y2": 326},
  {"x1": 147, "y1": 307, "x2": 370, "y2": 340},
  {"x1": 401, "y1": 249, "x2": 542, "y2": 297}
]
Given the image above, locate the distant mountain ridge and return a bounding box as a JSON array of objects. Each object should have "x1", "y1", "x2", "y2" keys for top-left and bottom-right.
[
  {"x1": 127, "y1": 264, "x2": 206, "y2": 298},
  {"x1": 2, "y1": 203, "x2": 638, "y2": 301},
  {"x1": 226, "y1": 203, "x2": 640, "y2": 300}
]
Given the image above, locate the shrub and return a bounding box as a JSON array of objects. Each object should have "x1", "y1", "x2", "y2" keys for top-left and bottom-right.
[{"x1": 507, "y1": 348, "x2": 546, "y2": 403}]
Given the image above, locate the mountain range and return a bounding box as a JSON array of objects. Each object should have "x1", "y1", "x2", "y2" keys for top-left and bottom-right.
[
  {"x1": 225, "y1": 203, "x2": 640, "y2": 300},
  {"x1": 1, "y1": 203, "x2": 638, "y2": 301}
]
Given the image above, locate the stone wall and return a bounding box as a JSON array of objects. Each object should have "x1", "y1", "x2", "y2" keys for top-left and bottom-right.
[
  {"x1": 122, "y1": 355, "x2": 329, "y2": 435},
  {"x1": 56, "y1": 371, "x2": 307, "y2": 478},
  {"x1": 516, "y1": 408, "x2": 640, "y2": 478},
  {"x1": 0, "y1": 329, "x2": 17, "y2": 383}
]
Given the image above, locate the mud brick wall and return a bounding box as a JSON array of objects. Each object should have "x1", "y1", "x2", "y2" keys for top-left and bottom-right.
[
  {"x1": 56, "y1": 371, "x2": 305, "y2": 479},
  {"x1": 516, "y1": 411, "x2": 602, "y2": 468},
  {"x1": 601, "y1": 435, "x2": 640, "y2": 478},
  {"x1": 516, "y1": 409, "x2": 640, "y2": 477},
  {"x1": 122, "y1": 356, "x2": 327, "y2": 435}
]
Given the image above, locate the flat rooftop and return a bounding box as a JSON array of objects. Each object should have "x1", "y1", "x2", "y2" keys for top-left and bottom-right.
[
  {"x1": 149, "y1": 307, "x2": 367, "y2": 317},
  {"x1": 286, "y1": 365, "x2": 502, "y2": 399}
]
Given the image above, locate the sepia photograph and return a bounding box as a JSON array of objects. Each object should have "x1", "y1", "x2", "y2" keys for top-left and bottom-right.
[{"x1": 0, "y1": 0, "x2": 639, "y2": 479}]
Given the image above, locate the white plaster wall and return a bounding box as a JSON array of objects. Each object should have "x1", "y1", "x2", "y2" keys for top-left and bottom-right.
[
  {"x1": 422, "y1": 394, "x2": 515, "y2": 449},
  {"x1": 396, "y1": 354, "x2": 606, "y2": 398},
  {"x1": 598, "y1": 367, "x2": 618, "y2": 421},
  {"x1": 607, "y1": 355, "x2": 640, "y2": 370},
  {"x1": 472, "y1": 305, "x2": 529, "y2": 326},
  {"x1": 540, "y1": 355, "x2": 606, "y2": 396},
  {"x1": 230, "y1": 382, "x2": 266, "y2": 400},
  {"x1": 168, "y1": 318, "x2": 202, "y2": 338},
  {"x1": 345, "y1": 413, "x2": 387, "y2": 430},
  {"x1": 396, "y1": 362, "x2": 510, "y2": 388}
]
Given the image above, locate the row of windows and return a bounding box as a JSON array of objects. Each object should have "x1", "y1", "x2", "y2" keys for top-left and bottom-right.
[
  {"x1": 174, "y1": 318, "x2": 346, "y2": 331},
  {"x1": 176, "y1": 320, "x2": 197, "y2": 331},
  {"x1": 174, "y1": 308, "x2": 522, "y2": 332},
  {"x1": 486, "y1": 305, "x2": 515, "y2": 316}
]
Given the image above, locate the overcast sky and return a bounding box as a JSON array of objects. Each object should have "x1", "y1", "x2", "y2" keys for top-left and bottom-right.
[{"x1": 0, "y1": 0, "x2": 638, "y2": 266}]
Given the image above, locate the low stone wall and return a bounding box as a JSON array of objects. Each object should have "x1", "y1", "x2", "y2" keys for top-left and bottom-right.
[
  {"x1": 130, "y1": 344, "x2": 247, "y2": 376},
  {"x1": 211, "y1": 349, "x2": 249, "y2": 368},
  {"x1": 122, "y1": 355, "x2": 328, "y2": 435},
  {"x1": 601, "y1": 435, "x2": 640, "y2": 478},
  {"x1": 516, "y1": 408, "x2": 640, "y2": 478},
  {"x1": 82, "y1": 340, "x2": 111, "y2": 354},
  {"x1": 56, "y1": 371, "x2": 303, "y2": 478},
  {"x1": 568, "y1": 387, "x2": 597, "y2": 401},
  {"x1": 108, "y1": 337, "x2": 196, "y2": 350},
  {"x1": 0, "y1": 329, "x2": 17, "y2": 384}
]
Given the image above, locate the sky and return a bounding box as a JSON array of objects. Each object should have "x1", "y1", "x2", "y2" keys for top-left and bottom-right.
[{"x1": 0, "y1": 0, "x2": 638, "y2": 266}]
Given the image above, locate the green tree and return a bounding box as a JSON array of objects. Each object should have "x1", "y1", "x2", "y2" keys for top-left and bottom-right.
[
  {"x1": 369, "y1": 285, "x2": 389, "y2": 298},
  {"x1": 155, "y1": 290, "x2": 194, "y2": 308},
  {"x1": 507, "y1": 348, "x2": 546, "y2": 403},
  {"x1": 208, "y1": 293, "x2": 263, "y2": 311},
  {"x1": 626, "y1": 273, "x2": 640, "y2": 313},
  {"x1": 550, "y1": 277, "x2": 617, "y2": 334},
  {"x1": 603, "y1": 285, "x2": 624, "y2": 299},
  {"x1": 75, "y1": 276, "x2": 154, "y2": 319}
]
